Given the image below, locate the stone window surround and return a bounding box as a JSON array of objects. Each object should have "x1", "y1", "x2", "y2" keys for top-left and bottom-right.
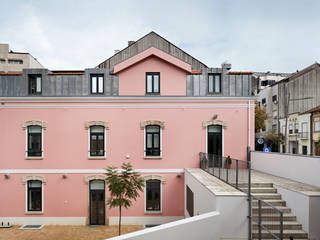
[
  {"x1": 141, "y1": 120, "x2": 164, "y2": 159},
  {"x1": 23, "y1": 175, "x2": 45, "y2": 215},
  {"x1": 144, "y1": 175, "x2": 164, "y2": 214},
  {"x1": 85, "y1": 121, "x2": 109, "y2": 160},
  {"x1": 23, "y1": 120, "x2": 46, "y2": 160},
  {"x1": 202, "y1": 120, "x2": 227, "y2": 129},
  {"x1": 84, "y1": 174, "x2": 106, "y2": 183}
]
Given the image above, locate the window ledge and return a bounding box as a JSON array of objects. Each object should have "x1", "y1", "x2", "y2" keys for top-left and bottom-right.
[
  {"x1": 25, "y1": 157, "x2": 43, "y2": 160},
  {"x1": 144, "y1": 211, "x2": 162, "y2": 215},
  {"x1": 88, "y1": 156, "x2": 106, "y2": 160},
  {"x1": 25, "y1": 211, "x2": 44, "y2": 215},
  {"x1": 144, "y1": 156, "x2": 162, "y2": 160}
]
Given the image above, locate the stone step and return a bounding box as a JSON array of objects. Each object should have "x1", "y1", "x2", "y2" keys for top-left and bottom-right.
[
  {"x1": 252, "y1": 213, "x2": 296, "y2": 221},
  {"x1": 252, "y1": 193, "x2": 282, "y2": 200},
  {"x1": 238, "y1": 183, "x2": 273, "y2": 188},
  {"x1": 252, "y1": 206, "x2": 291, "y2": 214},
  {"x1": 252, "y1": 229, "x2": 308, "y2": 239},
  {"x1": 253, "y1": 221, "x2": 302, "y2": 230},
  {"x1": 252, "y1": 199, "x2": 286, "y2": 207},
  {"x1": 243, "y1": 187, "x2": 277, "y2": 193}
]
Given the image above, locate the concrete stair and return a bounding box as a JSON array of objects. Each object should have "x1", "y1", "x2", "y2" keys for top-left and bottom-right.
[{"x1": 250, "y1": 183, "x2": 308, "y2": 240}]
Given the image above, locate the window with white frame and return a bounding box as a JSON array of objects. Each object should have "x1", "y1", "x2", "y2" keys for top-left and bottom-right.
[
  {"x1": 91, "y1": 74, "x2": 104, "y2": 94},
  {"x1": 208, "y1": 74, "x2": 221, "y2": 93},
  {"x1": 314, "y1": 120, "x2": 320, "y2": 132},
  {"x1": 294, "y1": 123, "x2": 299, "y2": 133},
  {"x1": 27, "y1": 180, "x2": 42, "y2": 212},
  {"x1": 145, "y1": 125, "x2": 161, "y2": 157},
  {"x1": 27, "y1": 126, "x2": 42, "y2": 157},
  {"x1": 289, "y1": 124, "x2": 293, "y2": 134},
  {"x1": 28, "y1": 74, "x2": 42, "y2": 95},
  {"x1": 89, "y1": 126, "x2": 105, "y2": 157},
  {"x1": 145, "y1": 179, "x2": 161, "y2": 212}
]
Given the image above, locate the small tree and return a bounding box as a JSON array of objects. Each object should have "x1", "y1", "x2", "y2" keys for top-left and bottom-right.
[
  {"x1": 105, "y1": 163, "x2": 144, "y2": 236},
  {"x1": 255, "y1": 103, "x2": 268, "y2": 133}
]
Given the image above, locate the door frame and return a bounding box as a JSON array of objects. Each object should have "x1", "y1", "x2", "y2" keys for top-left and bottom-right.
[
  {"x1": 206, "y1": 125, "x2": 224, "y2": 156},
  {"x1": 89, "y1": 180, "x2": 106, "y2": 225}
]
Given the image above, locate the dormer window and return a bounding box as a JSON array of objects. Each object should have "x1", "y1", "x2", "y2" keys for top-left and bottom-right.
[
  {"x1": 146, "y1": 72, "x2": 160, "y2": 95},
  {"x1": 91, "y1": 74, "x2": 104, "y2": 94},
  {"x1": 208, "y1": 74, "x2": 221, "y2": 93},
  {"x1": 28, "y1": 75, "x2": 42, "y2": 95}
]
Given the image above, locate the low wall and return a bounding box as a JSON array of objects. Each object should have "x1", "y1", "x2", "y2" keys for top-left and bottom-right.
[
  {"x1": 185, "y1": 169, "x2": 248, "y2": 240},
  {"x1": 276, "y1": 186, "x2": 320, "y2": 240},
  {"x1": 251, "y1": 151, "x2": 320, "y2": 187},
  {"x1": 106, "y1": 211, "x2": 221, "y2": 240}
]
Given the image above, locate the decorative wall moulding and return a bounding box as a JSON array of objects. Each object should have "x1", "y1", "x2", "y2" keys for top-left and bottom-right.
[
  {"x1": 85, "y1": 121, "x2": 109, "y2": 129},
  {"x1": 140, "y1": 120, "x2": 165, "y2": 129},
  {"x1": 22, "y1": 120, "x2": 47, "y2": 129},
  {"x1": 143, "y1": 175, "x2": 166, "y2": 184},
  {"x1": 84, "y1": 174, "x2": 106, "y2": 183},
  {"x1": 202, "y1": 120, "x2": 227, "y2": 129},
  {"x1": 22, "y1": 175, "x2": 47, "y2": 184}
]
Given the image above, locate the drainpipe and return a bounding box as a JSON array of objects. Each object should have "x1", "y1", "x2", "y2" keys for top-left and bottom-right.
[{"x1": 248, "y1": 100, "x2": 251, "y2": 149}]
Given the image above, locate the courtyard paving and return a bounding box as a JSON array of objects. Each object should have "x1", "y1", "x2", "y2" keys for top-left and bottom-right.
[{"x1": 0, "y1": 225, "x2": 142, "y2": 240}]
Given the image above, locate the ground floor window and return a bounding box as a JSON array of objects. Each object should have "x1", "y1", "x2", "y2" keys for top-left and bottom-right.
[
  {"x1": 302, "y1": 146, "x2": 308, "y2": 155},
  {"x1": 146, "y1": 179, "x2": 161, "y2": 211},
  {"x1": 186, "y1": 185, "x2": 194, "y2": 217},
  {"x1": 27, "y1": 180, "x2": 42, "y2": 212}
]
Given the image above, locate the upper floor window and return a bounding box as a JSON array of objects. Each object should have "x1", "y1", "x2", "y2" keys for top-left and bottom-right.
[
  {"x1": 145, "y1": 125, "x2": 161, "y2": 157},
  {"x1": 27, "y1": 126, "x2": 42, "y2": 157},
  {"x1": 28, "y1": 74, "x2": 42, "y2": 95},
  {"x1": 272, "y1": 95, "x2": 277, "y2": 103},
  {"x1": 314, "y1": 120, "x2": 320, "y2": 132},
  {"x1": 0, "y1": 59, "x2": 5, "y2": 64},
  {"x1": 91, "y1": 74, "x2": 104, "y2": 94},
  {"x1": 146, "y1": 179, "x2": 161, "y2": 212},
  {"x1": 294, "y1": 123, "x2": 299, "y2": 133},
  {"x1": 90, "y1": 126, "x2": 105, "y2": 157},
  {"x1": 8, "y1": 59, "x2": 23, "y2": 64},
  {"x1": 289, "y1": 124, "x2": 293, "y2": 134},
  {"x1": 146, "y1": 72, "x2": 160, "y2": 95},
  {"x1": 27, "y1": 180, "x2": 42, "y2": 212},
  {"x1": 208, "y1": 74, "x2": 221, "y2": 93},
  {"x1": 262, "y1": 98, "x2": 266, "y2": 105}
]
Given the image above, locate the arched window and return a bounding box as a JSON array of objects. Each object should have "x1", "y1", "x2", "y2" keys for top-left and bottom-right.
[
  {"x1": 27, "y1": 180, "x2": 42, "y2": 212},
  {"x1": 145, "y1": 179, "x2": 161, "y2": 212},
  {"x1": 145, "y1": 125, "x2": 160, "y2": 157},
  {"x1": 27, "y1": 126, "x2": 42, "y2": 157},
  {"x1": 90, "y1": 126, "x2": 105, "y2": 157}
]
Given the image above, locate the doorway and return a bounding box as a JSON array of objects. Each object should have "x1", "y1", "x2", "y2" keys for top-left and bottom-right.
[
  {"x1": 89, "y1": 180, "x2": 105, "y2": 225},
  {"x1": 207, "y1": 125, "x2": 223, "y2": 167}
]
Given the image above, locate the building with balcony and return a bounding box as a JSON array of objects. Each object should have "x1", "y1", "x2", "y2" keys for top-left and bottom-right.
[
  {"x1": 0, "y1": 32, "x2": 255, "y2": 226},
  {"x1": 0, "y1": 44, "x2": 44, "y2": 72}
]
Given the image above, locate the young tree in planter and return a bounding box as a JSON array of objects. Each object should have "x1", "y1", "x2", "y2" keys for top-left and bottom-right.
[{"x1": 105, "y1": 163, "x2": 144, "y2": 236}]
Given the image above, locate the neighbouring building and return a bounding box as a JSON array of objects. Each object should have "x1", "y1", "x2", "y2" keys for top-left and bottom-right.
[
  {"x1": 277, "y1": 63, "x2": 320, "y2": 155},
  {"x1": 0, "y1": 44, "x2": 44, "y2": 72},
  {"x1": 252, "y1": 71, "x2": 290, "y2": 95},
  {"x1": 0, "y1": 32, "x2": 255, "y2": 226}
]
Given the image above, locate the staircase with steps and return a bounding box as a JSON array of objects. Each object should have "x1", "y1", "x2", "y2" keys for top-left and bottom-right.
[{"x1": 239, "y1": 183, "x2": 309, "y2": 240}]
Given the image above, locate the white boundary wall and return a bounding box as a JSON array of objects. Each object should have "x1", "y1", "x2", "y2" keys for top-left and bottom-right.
[
  {"x1": 185, "y1": 170, "x2": 248, "y2": 240},
  {"x1": 251, "y1": 151, "x2": 320, "y2": 187},
  {"x1": 106, "y1": 211, "x2": 221, "y2": 240}
]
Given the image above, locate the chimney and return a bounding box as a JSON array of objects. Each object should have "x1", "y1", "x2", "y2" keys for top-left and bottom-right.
[
  {"x1": 221, "y1": 61, "x2": 232, "y2": 70},
  {"x1": 114, "y1": 49, "x2": 120, "y2": 54},
  {"x1": 128, "y1": 41, "x2": 135, "y2": 46}
]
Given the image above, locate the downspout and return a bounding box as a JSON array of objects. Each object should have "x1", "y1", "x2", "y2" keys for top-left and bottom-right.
[{"x1": 248, "y1": 100, "x2": 251, "y2": 149}]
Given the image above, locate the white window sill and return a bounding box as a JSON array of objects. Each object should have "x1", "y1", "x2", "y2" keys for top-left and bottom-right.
[
  {"x1": 144, "y1": 210, "x2": 162, "y2": 215},
  {"x1": 144, "y1": 156, "x2": 162, "y2": 160},
  {"x1": 25, "y1": 157, "x2": 43, "y2": 160},
  {"x1": 88, "y1": 156, "x2": 106, "y2": 160},
  {"x1": 25, "y1": 211, "x2": 44, "y2": 215}
]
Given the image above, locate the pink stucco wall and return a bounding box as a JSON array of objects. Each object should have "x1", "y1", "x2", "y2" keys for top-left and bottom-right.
[
  {"x1": 0, "y1": 173, "x2": 184, "y2": 218},
  {"x1": 118, "y1": 56, "x2": 187, "y2": 96},
  {"x1": 0, "y1": 102, "x2": 254, "y2": 170}
]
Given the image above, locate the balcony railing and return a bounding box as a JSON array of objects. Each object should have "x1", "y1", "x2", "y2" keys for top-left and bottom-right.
[{"x1": 298, "y1": 132, "x2": 309, "y2": 139}]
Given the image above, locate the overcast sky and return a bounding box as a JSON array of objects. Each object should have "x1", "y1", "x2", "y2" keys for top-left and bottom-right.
[{"x1": 1, "y1": 0, "x2": 319, "y2": 72}]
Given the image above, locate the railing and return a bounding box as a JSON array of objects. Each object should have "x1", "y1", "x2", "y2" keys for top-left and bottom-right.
[
  {"x1": 199, "y1": 152, "x2": 249, "y2": 190},
  {"x1": 298, "y1": 132, "x2": 309, "y2": 139},
  {"x1": 251, "y1": 195, "x2": 283, "y2": 240},
  {"x1": 199, "y1": 152, "x2": 284, "y2": 240}
]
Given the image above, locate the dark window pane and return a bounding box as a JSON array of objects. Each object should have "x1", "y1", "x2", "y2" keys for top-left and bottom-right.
[
  {"x1": 28, "y1": 126, "x2": 42, "y2": 157},
  {"x1": 146, "y1": 180, "x2": 161, "y2": 211},
  {"x1": 90, "y1": 126, "x2": 105, "y2": 156},
  {"x1": 28, "y1": 180, "x2": 42, "y2": 211}
]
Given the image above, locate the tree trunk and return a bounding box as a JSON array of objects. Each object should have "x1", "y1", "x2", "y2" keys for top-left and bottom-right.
[{"x1": 118, "y1": 205, "x2": 122, "y2": 236}]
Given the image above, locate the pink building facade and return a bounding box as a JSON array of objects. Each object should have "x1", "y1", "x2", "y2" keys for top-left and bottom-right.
[{"x1": 0, "y1": 32, "x2": 255, "y2": 226}]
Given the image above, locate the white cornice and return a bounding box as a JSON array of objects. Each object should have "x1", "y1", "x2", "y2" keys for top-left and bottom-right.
[
  {"x1": 0, "y1": 96, "x2": 256, "y2": 103},
  {"x1": 0, "y1": 169, "x2": 184, "y2": 174}
]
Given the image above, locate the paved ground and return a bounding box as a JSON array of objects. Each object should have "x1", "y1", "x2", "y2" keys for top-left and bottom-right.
[{"x1": 0, "y1": 225, "x2": 142, "y2": 240}]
